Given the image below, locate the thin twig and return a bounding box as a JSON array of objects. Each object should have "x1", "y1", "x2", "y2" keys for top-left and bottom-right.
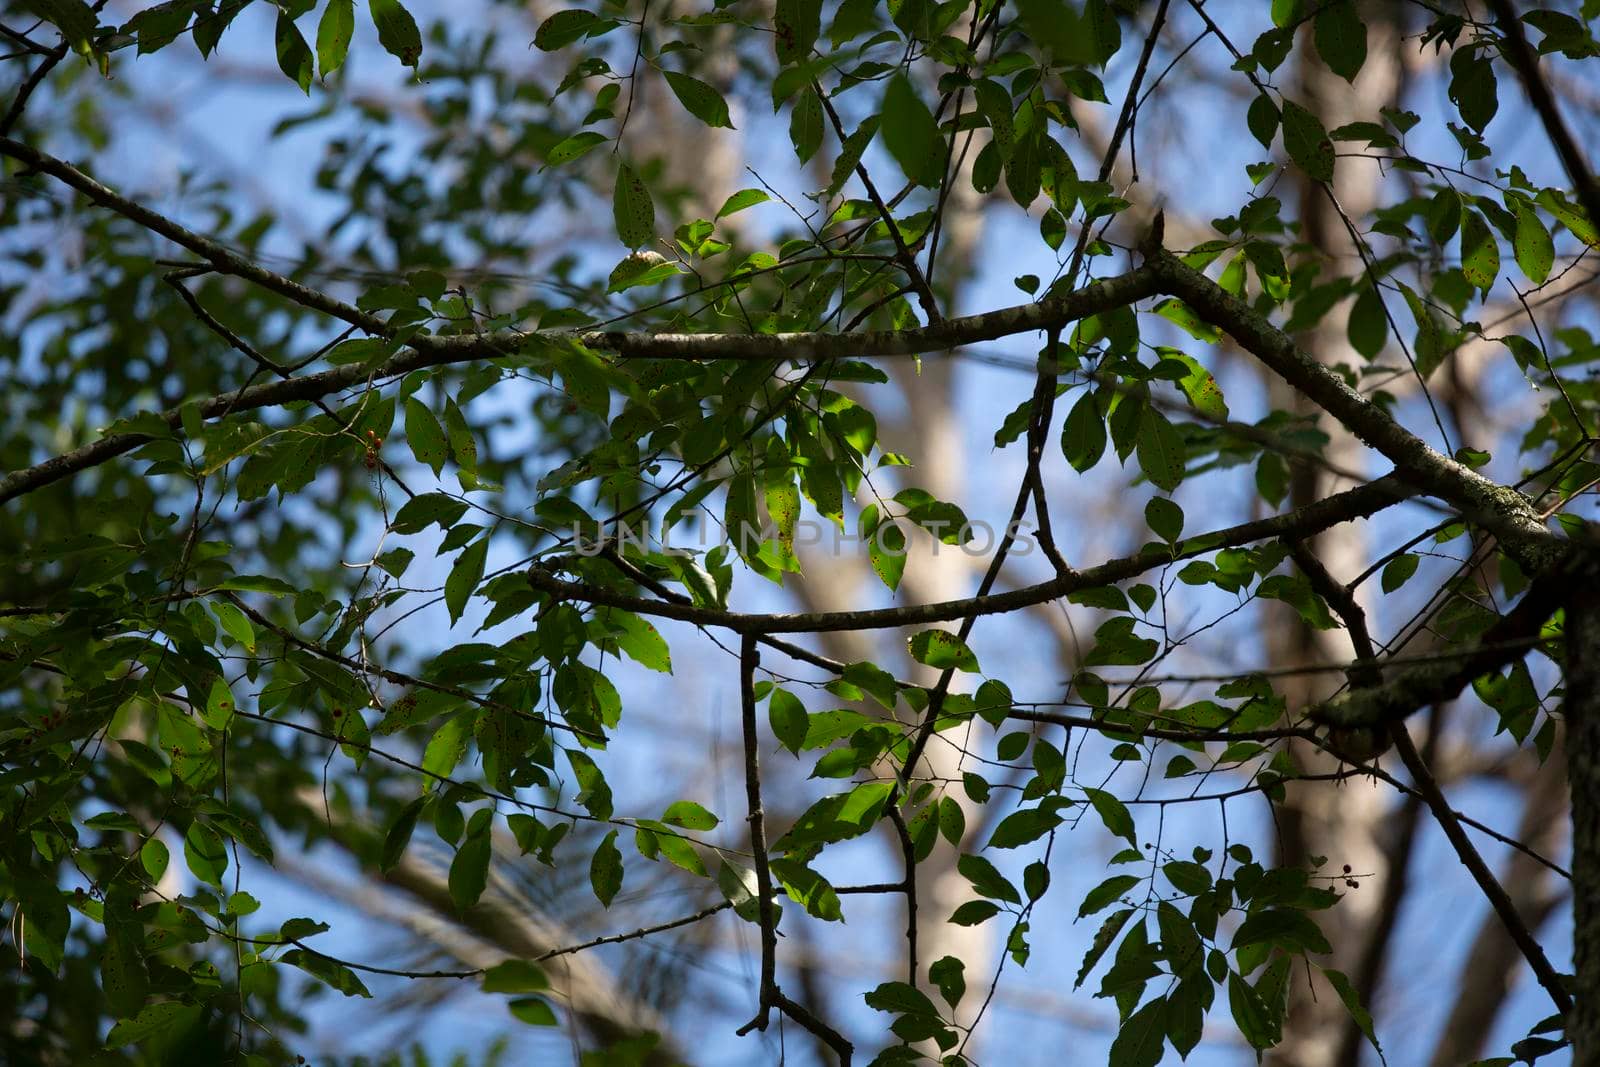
[{"x1": 735, "y1": 633, "x2": 778, "y2": 1035}]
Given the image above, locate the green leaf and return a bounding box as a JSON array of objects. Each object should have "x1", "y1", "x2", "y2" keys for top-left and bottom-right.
[
  {"x1": 770, "y1": 858, "x2": 842, "y2": 921},
  {"x1": 404, "y1": 398, "x2": 449, "y2": 475},
  {"x1": 1229, "y1": 971, "x2": 1277, "y2": 1049},
  {"x1": 381, "y1": 796, "x2": 427, "y2": 871},
  {"x1": 316, "y1": 0, "x2": 354, "y2": 78},
  {"x1": 1153, "y1": 297, "x2": 1221, "y2": 343},
  {"x1": 1085, "y1": 788, "x2": 1137, "y2": 845},
  {"x1": 1012, "y1": 0, "x2": 1096, "y2": 65},
  {"x1": 589, "y1": 829, "x2": 624, "y2": 906},
  {"x1": 215, "y1": 574, "x2": 299, "y2": 596},
  {"x1": 974, "y1": 78, "x2": 1014, "y2": 156},
  {"x1": 908, "y1": 629, "x2": 980, "y2": 672},
  {"x1": 716, "y1": 189, "x2": 771, "y2": 219},
  {"x1": 566, "y1": 748, "x2": 614, "y2": 820},
  {"x1": 1460, "y1": 208, "x2": 1500, "y2": 290},
  {"x1": 868, "y1": 517, "x2": 907, "y2": 591},
  {"x1": 1234, "y1": 908, "x2": 1332, "y2": 955},
  {"x1": 482, "y1": 959, "x2": 550, "y2": 993},
  {"x1": 369, "y1": 0, "x2": 422, "y2": 66},
  {"x1": 1247, "y1": 95, "x2": 1280, "y2": 149},
  {"x1": 1428, "y1": 187, "x2": 1463, "y2": 243},
  {"x1": 1322, "y1": 966, "x2": 1382, "y2": 1054},
  {"x1": 1538, "y1": 188, "x2": 1598, "y2": 248},
  {"x1": 987, "y1": 806, "x2": 1063, "y2": 849},
  {"x1": 106, "y1": 1002, "x2": 201, "y2": 1047},
  {"x1": 882, "y1": 73, "x2": 943, "y2": 186},
  {"x1": 1168, "y1": 979, "x2": 1206, "y2": 1057},
  {"x1": 1158, "y1": 900, "x2": 1204, "y2": 978},
  {"x1": 445, "y1": 538, "x2": 488, "y2": 625},
  {"x1": 663, "y1": 70, "x2": 734, "y2": 129},
  {"x1": 535, "y1": 10, "x2": 600, "y2": 51},
  {"x1": 392, "y1": 492, "x2": 467, "y2": 534},
  {"x1": 1163, "y1": 860, "x2": 1212, "y2": 896},
  {"x1": 613, "y1": 162, "x2": 656, "y2": 249},
  {"x1": 1108, "y1": 995, "x2": 1167, "y2": 1067},
  {"x1": 1448, "y1": 47, "x2": 1497, "y2": 133},
  {"x1": 443, "y1": 398, "x2": 477, "y2": 480},
  {"x1": 20, "y1": 0, "x2": 99, "y2": 58},
  {"x1": 866, "y1": 980, "x2": 939, "y2": 1018},
  {"x1": 508, "y1": 997, "x2": 559, "y2": 1026},
  {"x1": 210, "y1": 600, "x2": 256, "y2": 653},
  {"x1": 1381, "y1": 553, "x2": 1420, "y2": 594},
  {"x1": 1079, "y1": 874, "x2": 1140, "y2": 918},
  {"x1": 789, "y1": 87, "x2": 824, "y2": 164},
  {"x1": 826, "y1": 116, "x2": 879, "y2": 198},
  {"x1": 1144, "y1": 498, "x2": 1183, "y2": 543},
  {"x1": 1281, "y1": 100, "x2": 1334, "y2": 183},
  {"x1": 544, "y1": 131, "x2": 609, "y2": 168},
  {"x1": 1347, "y1": 284, "x2": 1388, "y2": 359},
  {"x1": 1005, "y1": 121, "x2": 1041, "y2": 207},
  {"x1": 605, "y1": 610, "x2": 671, "y2": 672},
  {"x1": 1170, "y1": 352, "x2": 1229, "y2": 420},
  {"x1": 773, "y1": 0, "x2": 821, "y2": 63},
  {"x1": 140, "y1": 837, "x2": 170, "y2": 882},
  {"x1": 422, "y1": 711, "x2": 473, "y2": 782},
  {"x1": 662, "y1": 801, "x2": 719, "y2": 831},
  {"x1": 1397, "y1": 281, "x2": 1446, "y2": 378},
  {"x1": 950, "y1": 899, "x2": 1001, "y2": 926},
  {"x1": 1135, "y1": 409, "x2": 1186, "y2": 492},
  {"x1": 1061, "y1": 392, "x2": 1107, "y2": 472},
  {"x1": 203, "y1": 676, "x2": 236, "y2": 730},
  {"x1": 769, "y1": 687, "x2": 808, "y2": 755},
  {"x1": 1076, "y1": 908, "x2": 1134, "y2": 988},
  {"x1": 124, "y1": 1, "x2": 197, "y2": 55},
  {"x1": 275, "y1": 13, "x2": 314, "y2": 94},
  {"x1": 726, "y1": 471, "x2": 761, "y2": 566},
  {"x1": 1513, "y1": 200, "x2": 1554, "y2": 285},
  {"x1": 929, "y1": 955, "x2": 966, "y2": 1009},
  {"x1": 448, "y1": 822, "x2": 492, "y2": 911},
  {"x1": 1312, "y1": 0, "x2": 1366, "y2": 82},
  {"x1": 957, "y1": 852, "x2": 1020, "y2": 903},
  {"x1": 184, "y1": 822, "x2": 229, "y2": 887}
]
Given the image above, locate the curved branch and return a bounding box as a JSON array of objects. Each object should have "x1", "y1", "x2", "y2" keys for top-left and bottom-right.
[
  {"x1": 1142, "y1": 244, "x2": 1565, "y2": 573},
  {"x1": 529, "y1": 475, "x2": 1411, "y2": 634},
  {"x1": 1307, "y1": 564, "x2": 1575, "y2": 729}
]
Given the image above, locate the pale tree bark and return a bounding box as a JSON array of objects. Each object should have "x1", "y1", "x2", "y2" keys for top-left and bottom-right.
[
  {"x1": 890, "y1": 165, "x2": 995, "y2": 1033},
  {"x1": 1268, "y1": 10, "x2": 1402, "y2": 1066},
  {"x1": 781, "y1": 134, "x2": 1002, "y2": 1047}
]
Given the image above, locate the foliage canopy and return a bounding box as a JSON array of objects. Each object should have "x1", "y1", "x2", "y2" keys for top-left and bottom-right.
[{"x1": 4, "y1": 0, "x2": 1600, "y2": 1064}]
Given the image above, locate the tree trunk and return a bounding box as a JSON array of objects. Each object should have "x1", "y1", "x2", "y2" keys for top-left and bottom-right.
[
  {"x1": 1268, "y1": 9, "x2": 1401, "y2": 1066},
  {"x1": 1566, "y1": 570, "x2": 1600, "y2": 1060}
]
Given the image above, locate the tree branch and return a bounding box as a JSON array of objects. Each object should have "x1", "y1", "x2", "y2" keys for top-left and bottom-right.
[
  {"x1": 528, "y1": 474, "x2": 1411, "y2": 634},
  {"x1": 735, "y1": 632, "x2": 779, "y2": 1035},
  {"x1": 1391, "y1": 725, "x2": 1572, "y2": 1015},
  {"x1": 1143, "y1": 244, "x2": 1565, "y2": 573},
  {"x1": 1290, "y1": 541, "x2": 1572, "y2": 1017},
  {"x1": 1307, "y1": 563, "x2": 1574, "y2": 729}
]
